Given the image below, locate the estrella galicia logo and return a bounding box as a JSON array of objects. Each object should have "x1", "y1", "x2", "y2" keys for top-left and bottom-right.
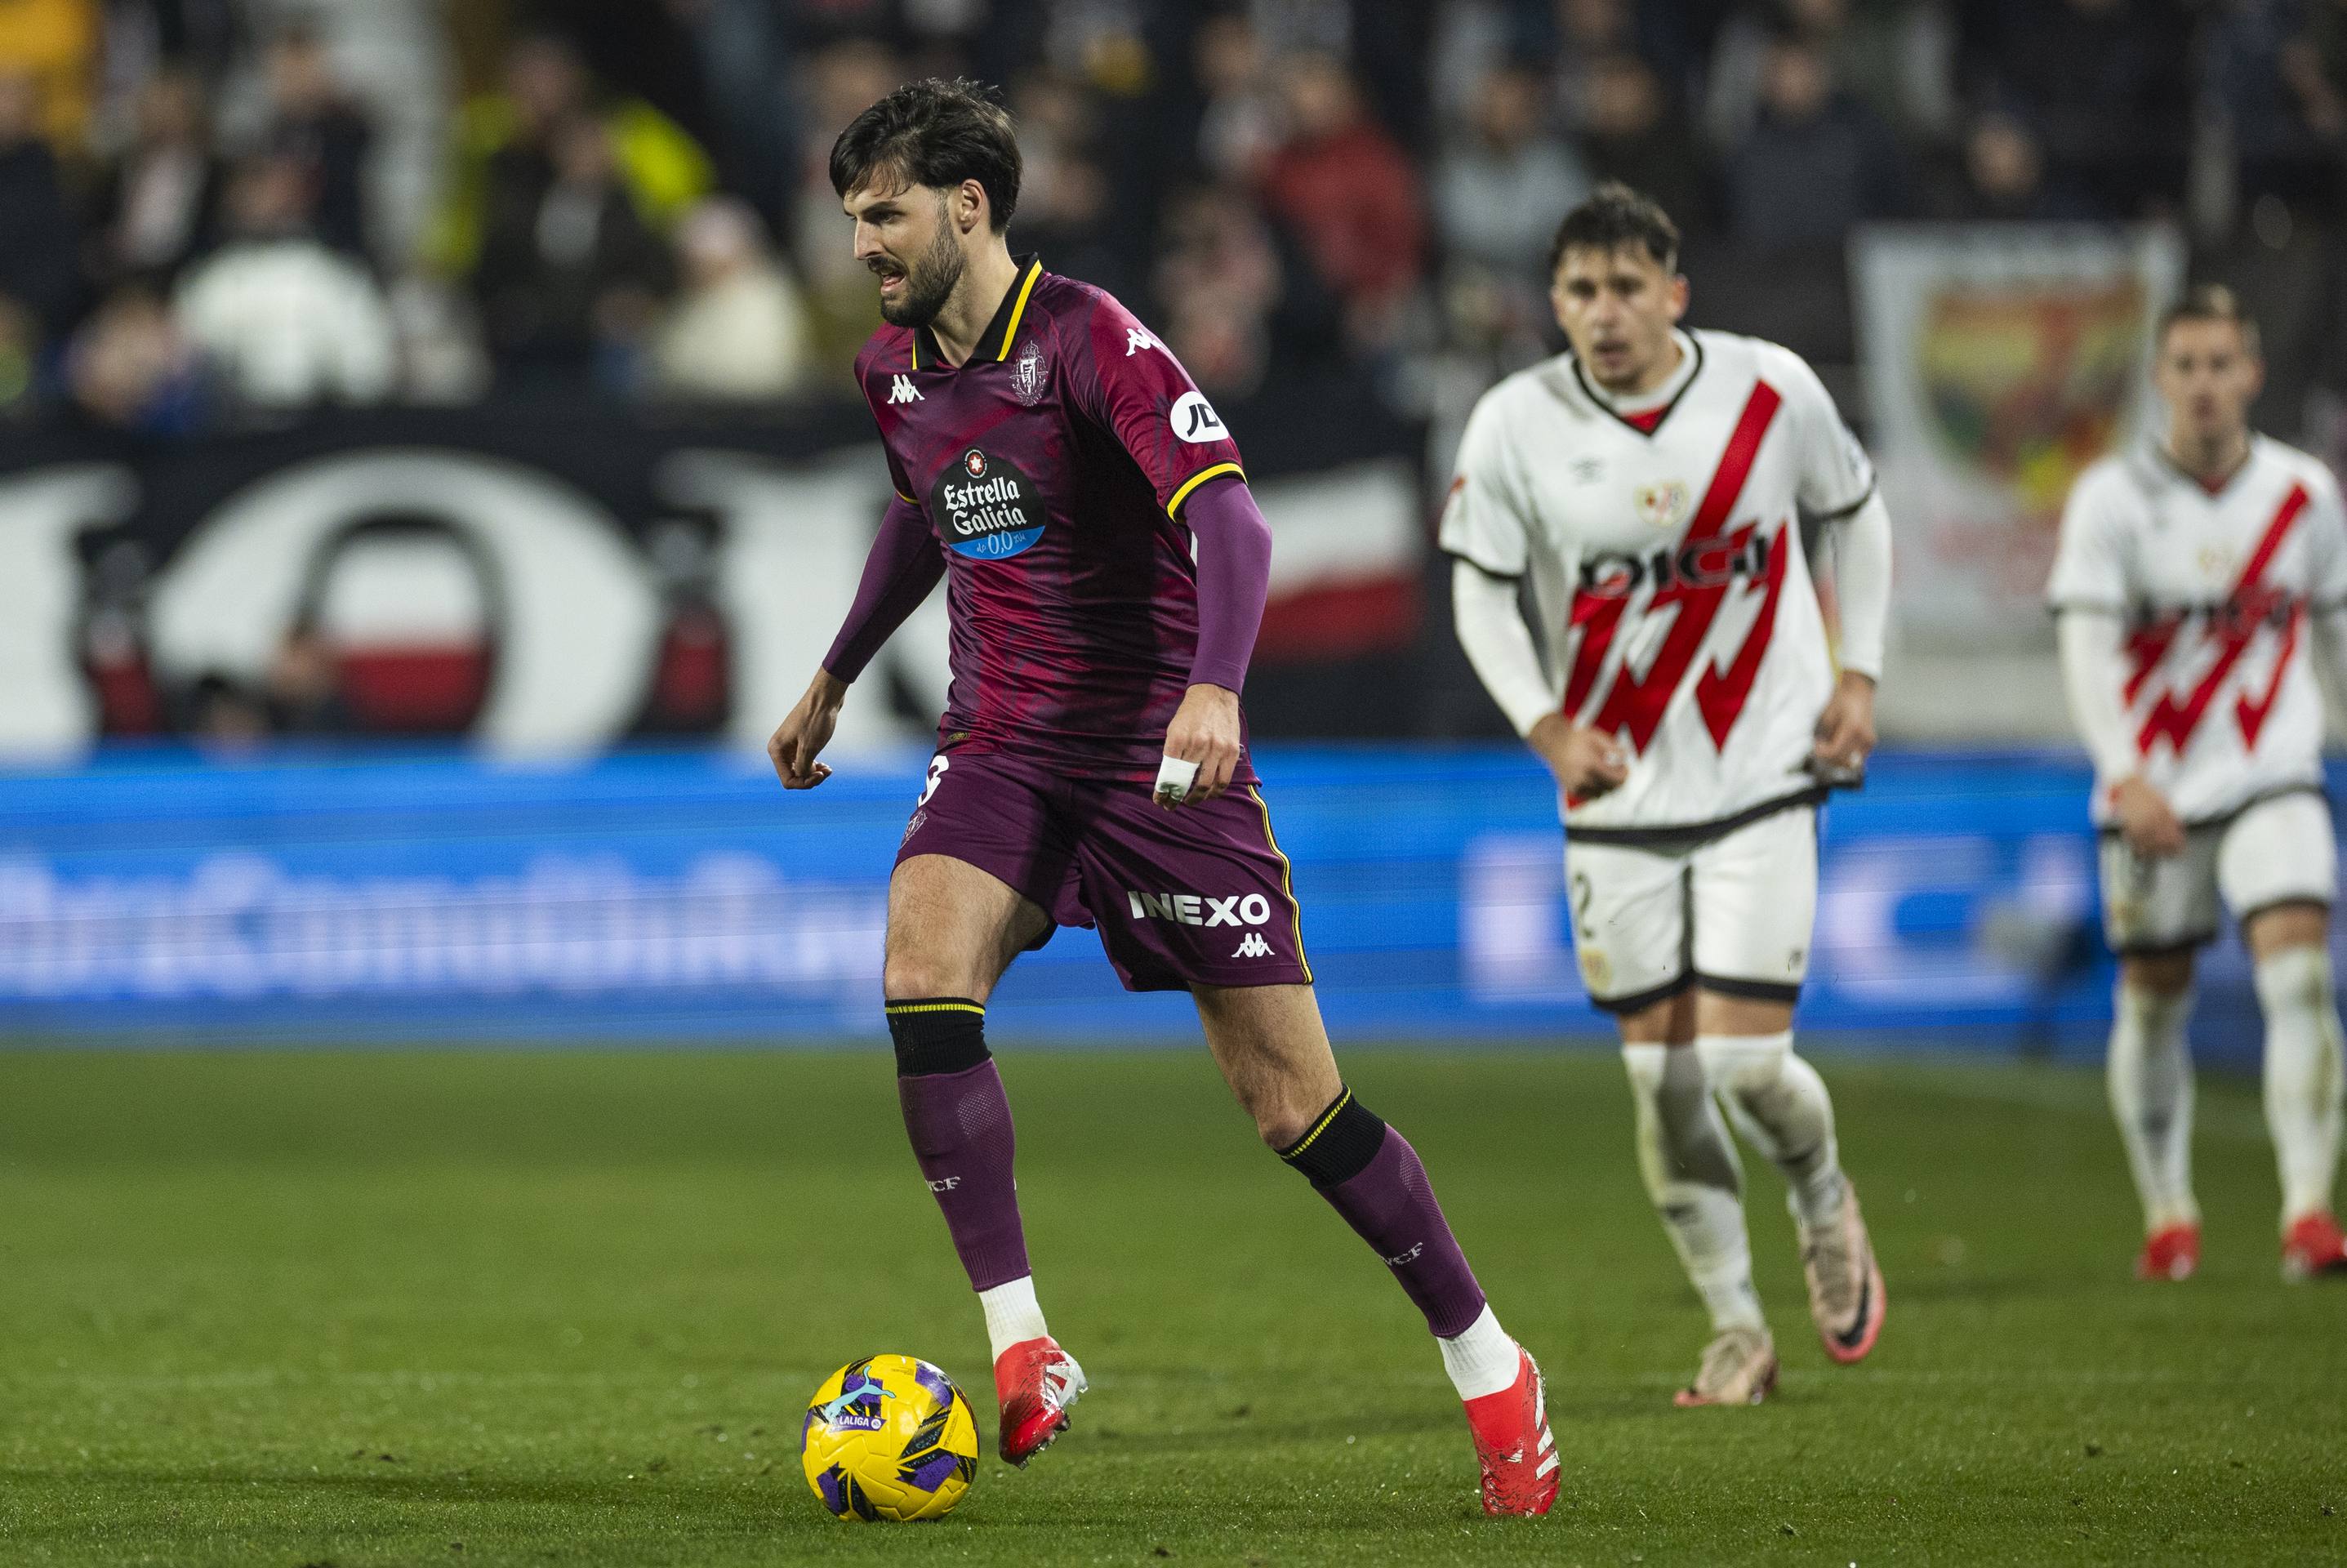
[{"x1": 933, "y1": 447, "x2": 1044, "y2": 560}]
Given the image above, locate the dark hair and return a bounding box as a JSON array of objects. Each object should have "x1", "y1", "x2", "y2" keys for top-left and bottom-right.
[
  {"x1": 1548, "y1": 181, "x2": 1680, "y2": 277},
  {"x1": 2158, "y1": 283, "x2": 2260, "y2": 355},
  {"x1": 828, "y1": 77, "x2": 1021, "y2": 232}
]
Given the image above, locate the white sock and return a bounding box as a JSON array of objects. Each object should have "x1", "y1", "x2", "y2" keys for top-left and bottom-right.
[
  {"x1": 978, "y1": 1275, "x2": 1049, "y2": 1363},
  {"x1": 2108, "y1": 982, "x2": 2199, "y2": 1231},
  {"x1": 1623, "y1": 1044, "x2": 1763, "y2": 1333},
  {"x1": 1438, "y1": 1302, "x2": 1521, "y2": 1401},
  {"x1": 2254, "y1": 947, "x2": 2345, "y2": 1229},
  {"x1": 1696, "y1": 1031, "x2": 1845, "y2": 1229}
]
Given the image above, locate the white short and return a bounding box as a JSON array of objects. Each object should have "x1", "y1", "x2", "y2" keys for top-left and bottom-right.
[
  {"x1": 2100, "y1": 789, "x2": 2335, "y2": 954},
  {"x1": 1562, "y1": 804, "x2": 1817, "y2": 1013}
]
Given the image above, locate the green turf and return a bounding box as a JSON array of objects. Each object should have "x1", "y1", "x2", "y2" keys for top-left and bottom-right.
[{"x1": 0, "y1": 1046, "x2": 2341, "y2": 1566}]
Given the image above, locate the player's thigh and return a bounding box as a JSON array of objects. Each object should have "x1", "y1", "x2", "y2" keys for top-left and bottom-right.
[
  {"x1": 2216, "y1": 792, "x2": 2336, "y2": 954},
  {"x1": 1067, "y1": 782, "x2": 1312, "y2": 993},
  {"x1": 1564, "y1": 838, "x2": 1690, "y2": 1017},
  {"x1": 885, "y1": 751, "x2": 1069, "y2": 1000},
  {"x1": 2100, "y1": 826, "x2": 2221, "y2": 959},
  {"x1": 886, "y1": 854, "x2": 1051, "y2": 1000},
  {"x1": 1686, "y1": 806, "x2": 1815, "y2": 1009},
  {"x1": 1192, "y1": 981, "x2": 1342, "y2": 1145}
]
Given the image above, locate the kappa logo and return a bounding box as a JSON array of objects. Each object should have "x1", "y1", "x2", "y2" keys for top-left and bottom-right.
[
  {"x1": 1125, "y1": 326, "x2": 1161, "y2": 357},
  {"x1": 888, "y1": 374, "x2": 922, "y2": 404},
  {"x1": 1231, "y1": 933, "x2": 1273, "y2": 959},
  {"x1": 1126, "y1": 889, "x2": 1273, "y2": 929}
]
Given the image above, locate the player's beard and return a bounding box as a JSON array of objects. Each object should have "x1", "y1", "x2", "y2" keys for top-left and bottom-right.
[{"x1": 878, "y1": 223, "x2": 965, "y2": 329}]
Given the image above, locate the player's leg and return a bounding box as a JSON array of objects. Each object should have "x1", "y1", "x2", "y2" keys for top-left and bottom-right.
[
  {"x1": 2221, "y1": 793, "x2": 2347, "y2": 1278},
  {"x1": 886, "y1": 755, "x2": 1089, "y2": 1463},
  {"x1": 1190, "y1": 979, "x2": 1557, "y2": 1515},
  {"x1": 1686, "y1": 807, "x2": 1882, "y2": 1362},
  {"x1": 2100, "y1": 823, "x2": 2220, "y2": 1277},
  {"x1": 1575, "y1": 838, "x2": 1773, "y2": 1405}
]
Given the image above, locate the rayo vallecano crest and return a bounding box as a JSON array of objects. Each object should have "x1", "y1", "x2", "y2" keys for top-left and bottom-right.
[
  {"x1": 1633, "y1": 480, "x2": 1690, "y2": 530},
  {"x1": 1009, "y1": 339, "x2": 1048, "y2": 406}
]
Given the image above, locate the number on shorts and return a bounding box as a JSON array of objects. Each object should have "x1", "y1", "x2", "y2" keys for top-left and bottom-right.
[
  {"x1": 1570, "y1": 870, "x2": 1596, "y2": 941},
  {"x1": 919, "y1": 754, "x2": 951, "y2": 806}
]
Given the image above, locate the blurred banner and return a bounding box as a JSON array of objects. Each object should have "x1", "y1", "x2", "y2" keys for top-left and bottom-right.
[
  {"x1": 0, "y1": 389, "x2": 1424, "y2": 762},
  {"x1": 1852, "y1": 224, "x2": 2185, "y2": 644},
  {"x1": 0, "y1": 745, "x2": 2315, "y2": 1062}
]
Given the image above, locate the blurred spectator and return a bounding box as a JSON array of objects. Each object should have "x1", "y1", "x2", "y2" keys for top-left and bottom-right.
[
  {"x1": 259, "y1": 24, "x2": 372, "y2": 261},
  {"x1": 1258, "y1": 52, "x2": 1426, "y2": 345},
  {"x1": 1581, "y1": 51, "x2": 1710, "y2": 232},
  {"x1": 174, "y1": 151, "x2": 395, "y2": 409},
  {"x1": 0, "y1": 0, "x2": 96, "y2": 153},
  {"x1": 1436, "y1": 60, "x2": 1591, "y2": 283},
  {"x1": 789, "y1": 39, "x2": 902, "y2": 379},
  {"x1": 86, "y1": 67, "x2": 220, "y2": 290},
  {"x1": 184, "y1": 671, "x2": 270, "y2": 751},
  {"x1": 432, "y1": 32, "x2": 711, "y2": 281},
  {"x1": 1192, "y1": 12, "x2": 1283, "y2": 181},
  {"x1": 1154, "y1": 180, "x2": 1342, "y2": 398},
  {"x1": 1936, "y1": 109, "x2": 2090, "y2": 222},
  {"x1": 0, "y1": 67, "x2": 78, "y2": 344},
  {"x1": 652, "y1": 196, "x2": 812, "y2": 402},
  {"x1": 1960, "y1": 0, "x2": 2192, "y2": 218},
  {"x1": 474, "y1": 114, "x2": 673, "y2": 393},
  {"x1": 1707, "y1": 0, "x2": 1956, "y2": 153},
  {"x1": 1724, "y1": 28, "x2": 1904, "y2": 249},
  {"x1": 65, "y1": 285, "x2": 207, "y2": 432},
  {"x1": 265, "y1": 622, "x2": 349, "y2": 737}
]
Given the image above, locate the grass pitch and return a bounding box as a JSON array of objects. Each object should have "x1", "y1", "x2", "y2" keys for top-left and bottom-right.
[{"x1": 0, "y1": 1046, "x2": 2341, "y2": 1566}]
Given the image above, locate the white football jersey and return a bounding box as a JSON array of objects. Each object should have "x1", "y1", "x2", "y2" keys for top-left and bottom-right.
[
  {"x1": 2047, "y1": 435, "x2": 2347, "y2": 825},
  {"x1": 1441, "y1": 329, "x2": 1876, "y2": 832}
]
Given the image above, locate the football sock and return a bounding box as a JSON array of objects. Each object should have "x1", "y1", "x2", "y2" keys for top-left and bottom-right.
[
  {"x1": 1277, "y1": 1086, "x2": 1490, "y2": 1340},
  {"x1": 2107, "y1": 982, "x2": 2199, "y2": 1232},
  {"x1": 1437, "y1": 1303, "x2": 1522, "y2": 1401},
  {"x1": 888, "y1": 997, "x2": 1032, "y2": 1293},
  {"x1": 978, "y1": 1275, "x2": 1049, "y2": 1364},
  {"x1": 1623, "y1": 1044, "x2": 1764, "y2": 1334},
  {"x1": 1697, "y1": 1031, "x2": 1846, "y2": 1228},
  {"x1": 2253, "y1": 947, "x2": 2345, "y2": 1228}
]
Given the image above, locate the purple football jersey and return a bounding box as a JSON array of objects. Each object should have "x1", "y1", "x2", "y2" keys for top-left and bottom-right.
[{"x1": 854, "y1": 256, "x2": 1254, "y2": 785}]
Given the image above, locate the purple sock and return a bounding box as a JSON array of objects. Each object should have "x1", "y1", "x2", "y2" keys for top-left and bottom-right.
[
  {"x1": 1280, "y1": 1089, "x2": 1488, "y2": 1338},
  {"x1": 888, "y1": 1000, "x2": 1031, "y2": 1292}
]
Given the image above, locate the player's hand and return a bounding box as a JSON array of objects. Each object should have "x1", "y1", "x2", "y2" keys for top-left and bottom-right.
[
  {"x1": 1527, "y1": 713, "x2": 1629, "y2": 798},
  {"x1": 1810, "y1": 670, "x2": 1877, "y2": 782},
  {"x1": 2111, "y1": 774, "x2": 2187, "y2": 859},
  {"x1": 1159, "y1": 683, "x2": 1243, "y2": 808},
  {"x1": 768, "y1": 670, "x2": 847, "y2": 790}
]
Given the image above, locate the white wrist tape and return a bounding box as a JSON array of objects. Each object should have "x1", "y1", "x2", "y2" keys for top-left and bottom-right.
[{"x1": 1153, "y1": 755, "x2": 1200, "y2": 802}]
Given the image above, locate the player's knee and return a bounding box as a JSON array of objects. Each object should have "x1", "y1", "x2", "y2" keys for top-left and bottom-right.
[
  {"x1": 2252, "y1": 943, "x2": 2336, "y2": 1017},
  {"x1": 1695, "y1": 1031, "x2": 1791, "y2": 1100},
  {"x1": 2120, "y1": 950, "x2": 2195, "y2": 998},
  {"x1": 884, "y1": 948, "x2": 967, "y2": 1003},
  {"x1": 884, "y1": 996, "x2": 991, "y2": 1077}
]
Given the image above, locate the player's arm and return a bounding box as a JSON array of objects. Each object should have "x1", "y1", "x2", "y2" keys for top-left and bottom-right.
[
  {"x1": 2048, "y1": 474, "x2": 2181, "y2": 855},
  {"x1": 767, "y1": 494, "x2": 944, "y2": 790},
  {"x1": 1441, "y1": 398, "x2": 1627, "y2": 798},
  {"x1": 1159, "y1": 473, "x2": 1271, "y2": 808},
  {"x1": 1784, "y1": 351, "x2": 1887, "y2": 777},
  {"x1": 2301, "y1": 474, "x2": 2347, "y2": 734}
]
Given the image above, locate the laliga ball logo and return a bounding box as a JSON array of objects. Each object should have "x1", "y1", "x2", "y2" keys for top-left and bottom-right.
[{"x1": 801, "y1": 1354, "x2": 979, "y2": 1521}]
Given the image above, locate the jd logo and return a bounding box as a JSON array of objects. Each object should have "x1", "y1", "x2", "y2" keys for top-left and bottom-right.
[{"x1": 1170, "y1": 391, "x2": 1227, "y2": 445}]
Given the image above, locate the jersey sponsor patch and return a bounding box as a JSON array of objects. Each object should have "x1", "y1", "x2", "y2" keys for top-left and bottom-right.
[
  {"x1": 932, "y1": 448, "x2": 1045, "y2": 559},
  {"x1": 1169, "y1": 390, "x2": 1227, "y2": 445}
]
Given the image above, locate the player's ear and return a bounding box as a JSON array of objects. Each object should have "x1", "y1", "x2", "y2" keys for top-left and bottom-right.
[
  {"x1": 1665, "y1": 273, "x2": 1690, "y2": 324},
  {"x1": 955, "y1": 178, "x2": 986, "y2": 237}
]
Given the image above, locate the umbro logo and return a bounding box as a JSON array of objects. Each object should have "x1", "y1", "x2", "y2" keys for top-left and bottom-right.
[
  {"x1": 1231, "y1": 933, "x2": 1273, "y2": 959},
  {"x1": 1125, "y1": 327, "x2": 1160, "y2": 356},
  {"x1": 888, "y1": 374, "x2": 922, "y2": 403}
]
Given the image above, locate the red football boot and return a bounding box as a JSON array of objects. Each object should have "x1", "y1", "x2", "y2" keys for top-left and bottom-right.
[
  {"x1": 1463, "y1": 1347, "x2": 1559, "y2": 1517},
  {"x1": 2135, "y1": 1222, "x2": 2200, "y2": 1281},
  {"x1": 993, "y1": 1334, "x2": 1085, "y2": 1466},
  {"x1": 2282, "y1": 1212, "x2": 2347, "y2": 1281}
]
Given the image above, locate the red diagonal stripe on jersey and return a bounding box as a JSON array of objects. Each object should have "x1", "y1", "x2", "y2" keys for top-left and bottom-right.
[
  {"x1": 2234, "y1": 604, "x2": 2302, "y2": 747},
  {"x1": 2122, "y1": 621, "x2": 2179, "y2": 706},
  {"x1": 1695, "y1": 523, "x2": 1790, "y2": 747},
  {"x1": 2135, "y1": 481, "x2": 2309, "y2": 756},
  {"x1": 1567, "y1": 381, "x2": 1783, "y2": 753}
]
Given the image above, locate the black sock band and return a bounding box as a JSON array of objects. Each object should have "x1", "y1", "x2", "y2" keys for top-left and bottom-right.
[
  {"x1": 885, "y1": 997, "x2": 990, "y2": 1076},
  {"x1": 1276, "y1": 1086, "x2": 1388, "y2": 1190}
]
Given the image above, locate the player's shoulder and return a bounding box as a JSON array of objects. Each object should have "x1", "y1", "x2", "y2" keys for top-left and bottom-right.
[
  {"x1": 1690, "y1": 328, "x2": 1830, "y2": 405},
  {"x1": 1028, "y1": 270, "x2": 1137, "y2": 347},
  {"x1": 1463, "y1": 353, "x2": 1587, "y2": 439},
  {"x1": 2252, "y1": 433, "x2": 2342, "y2": 502},
  {"x1": 2066, "y1": 450, "x2": 2155, "y2": 522},
  {"x1": 853, "y1": 324, "x2": 916, "y2": 385}
]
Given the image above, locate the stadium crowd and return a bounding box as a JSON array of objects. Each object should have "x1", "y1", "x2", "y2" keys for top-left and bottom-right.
[{"x1": 0, "y1": 0, "x2": 2344, "y2": 440}]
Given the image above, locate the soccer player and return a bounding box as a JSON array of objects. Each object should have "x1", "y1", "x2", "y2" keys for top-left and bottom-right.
[
  {"x1": 1445, "y1": 185, "x2": 1891, "y2": 1405},
  {"x1": 2050, "y1": 285, "x2": 2347, "y2": 1283},
  {"x1": 765, "y1": 80, "x2": 1558, "y2": 1514}
]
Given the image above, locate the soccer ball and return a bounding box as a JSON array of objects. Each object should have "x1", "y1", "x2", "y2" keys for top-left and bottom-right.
[{"x1": 799, "y1": 1354, "x2": 980, "y2": 1522}]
